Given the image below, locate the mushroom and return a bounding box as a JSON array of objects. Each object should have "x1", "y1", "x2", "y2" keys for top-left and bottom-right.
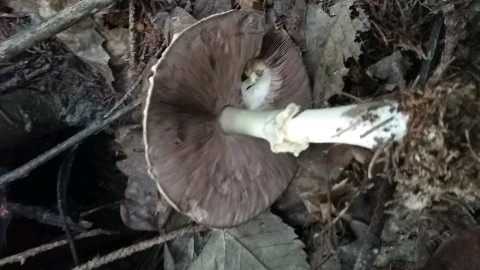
[
  {"x1": 144, "y1": 9, "x2": 311, "y2": 228},
  {"x1": 144, "y1": 9, "x2": 410, "y2": 227}
]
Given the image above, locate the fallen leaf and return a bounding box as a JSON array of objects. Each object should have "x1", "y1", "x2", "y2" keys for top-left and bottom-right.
[
  {"x1": 101, "y1": 27, "x2": 130, "y2": 68},
  {"x1": 3, "y1": 0, "x2": 41, "y2": 22},
  {"x1": 166, "y1": 232, "x2": 210, "y2": 270},
  {"x1": 366, "y1": 51, "x2": 410, "y2": 91},
  {"x1": 164, "y1": 7, "x2": 198, "y2": 44},
  {"x1": 164, "y1": 243, "x2": 176, "y2": 270},
  {"x1": 285, "y1": 0, "x2": 307, "y2": 50},
  {"x1": 36, "y1": 0, "x2": 116, "y2": 91},
  {"x1": 281, "y1": 144, "x2": 368, "y2": 224},
  {"x1": 300, "y1": 178, "x2": 357, "y2": 223},
  {"x1": 116, "y1": 125, "x2": 172, "y2": 231},
  {"x1": 187, "y1": 212, "x2": 310, "y2": 270},
  {"x1": 304, "y1": 0, "x2": 370, "y2": 106},
  {"x1": 192, "y1": 0, "x2": 231, "y2": 20}
]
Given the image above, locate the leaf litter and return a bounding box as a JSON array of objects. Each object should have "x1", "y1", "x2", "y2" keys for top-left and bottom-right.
[
  {"x1": 304, "y1": 0, "x2": 370, "y2": 106},
  {"x1": 1, "y1": 0, "x2": 480, "y2": 269}
]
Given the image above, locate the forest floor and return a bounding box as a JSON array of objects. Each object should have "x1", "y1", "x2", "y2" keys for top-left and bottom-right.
[{"x1": 0, "y1": 0, "x2": 480, "y2": 269}]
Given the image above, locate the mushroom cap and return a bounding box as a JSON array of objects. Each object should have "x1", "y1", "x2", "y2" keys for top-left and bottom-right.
[{"x1": 143, "y1": 9, "x2": 312, "y2": 228}]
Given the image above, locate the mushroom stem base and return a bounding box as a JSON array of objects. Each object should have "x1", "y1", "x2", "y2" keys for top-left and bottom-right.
[{"x1": 219, "y1": 101, "x2": 409, "y2": 156}]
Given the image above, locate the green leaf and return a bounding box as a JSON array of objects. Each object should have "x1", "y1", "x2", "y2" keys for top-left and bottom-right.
[{"x1": 187, "y1": 212, "x2": 310, "y2": 270}]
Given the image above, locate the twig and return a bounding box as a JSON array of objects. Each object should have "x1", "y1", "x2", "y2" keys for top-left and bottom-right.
[
  {"x1": 465, "y1": 129, "x2": 480, "y2": 164},
  {"x1": 353, "y1": 177, "x2": 396, "y2": 270},
  {"x1": 418, "y1": 16, "x2": 443, "y2": 88},
  {"x1": 128, "y1": 0, "x2": 138, "y2": 76},
  {"x1": 103, "y1": 77, "x2": 141, "y2": 118},
  {"x1": 73, "y1": 226, "x2": 204, "y2": 270},
  {"x1": 80, "y1": 201, "x2": 121, "y2": 217},
  {"x1": 0, "y1": 0, "x2": 118, "y2": 62},
  {"x1": 8, "y1": 202, "x2": 91, "y2": 231},
  {"x1": 429, "y1": 11, "x2": 466, "y2": 85},
  {"x1": 57, "y1": 147, "x2": 80, "y2": 266},
  {"x1": 0, "y1": 98, "x2": 142, "y2": 186},
  {"x1": 0, "y1": 229, "x2": 116, "y2": 266}
]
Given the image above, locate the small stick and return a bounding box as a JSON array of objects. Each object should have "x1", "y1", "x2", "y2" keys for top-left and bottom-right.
[
  {"x1": 465, "y1": 129, "x2": 480, "y2": 164},
  {"x1": 0, "y1": 0, "x2": 118, "y2": 62},
  {"x1": 0, "y1": 98, "x2": 142, "y2": 186},
  {"x1": 73, "y1": 226, "x2": 204, "y2": 270},
  {"x1": 0, "y1": 229, "x2": 116, "y2": 266},
  {"x1": 353, "y1": 177, "x2": 396, "y2": 270},
  {"x1": 57, "y1": 147, "x2": 80, "y2": 266},
  {"x1": 8, "y1": 202, "x2": 91, "y2": 231},
  {"x1": 418, "y1": 16, "x2": 443, "y2": 88}
]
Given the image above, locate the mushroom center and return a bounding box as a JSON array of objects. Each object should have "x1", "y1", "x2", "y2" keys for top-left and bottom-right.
[{"x1": 240, "y1": 59, "x2": 272, "y2": 110}]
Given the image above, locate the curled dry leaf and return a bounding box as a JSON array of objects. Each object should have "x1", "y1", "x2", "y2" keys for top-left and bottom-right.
[
  {"x1": 301, "y1": 179, "x2": 357, "y2": 223},
  {"x1": 115, "y1": 125, "x2": 172, "y2": 231},
  {"x1": 279, "y1": 144, "x2": 368, "y2": 225},
  {"x1": 36, "y1": 0, "x2": 115, "y2": 91},
  {"x1": 187, "y1": 212, "x2": 310, "y2": 270},
  {"x1": 304, "y1": 0, "x2": 370, "y2": 106}
]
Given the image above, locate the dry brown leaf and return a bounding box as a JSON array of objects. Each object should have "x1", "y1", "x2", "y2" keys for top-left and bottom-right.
[
  {"x1": 278, "y1": 144, "x2": 367, "y2": 224},
  {"x1": 36, "y1": 0, "x2": 115, "y2": 91},
  {"x1": 116, "y1": 125, "x2": 172, "y2": 231},
  {"x1": 301, "y1": 178, "x2": 357, "y2": 222},
  {"x1": 304, "y1": 0, "x2": 370, "y2": 106},
  {"x1": 102, "y1": 27, "x2": 129, "y2": 68}
]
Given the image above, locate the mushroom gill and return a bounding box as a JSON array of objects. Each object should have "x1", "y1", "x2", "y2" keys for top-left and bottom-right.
[{"x1": 143, "y1": 9, "x2": 312, "y2": 227}]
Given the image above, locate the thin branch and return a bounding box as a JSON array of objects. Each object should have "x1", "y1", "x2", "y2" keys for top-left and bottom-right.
[
  {"x1": 73, "y1": 226, "x2": 204, "y2": 270},
  {"x1": 57, "y1": 147, "x2": 80, "y2": 266},
  {"x1": 0, "y1": 229, "x2": 116, "y2": 266},
  {"x1": 465, "y1": 129, "x2": 480, "y2": 164},
  {"x1": 0, "y1": 0, "x2": 118, "y2": 62},
  {"x1": 8, "y1": 202, "x2": 91, "y2": 231},
  {"x1": 353, "y1": 177, "x2": 396, "y2": 270},
  {"x1": 0, "y1": 98, "x2": 142, "y2": 186},
  {"x1": 418, "y1": 16, "x2": 443, "y2": 88}
]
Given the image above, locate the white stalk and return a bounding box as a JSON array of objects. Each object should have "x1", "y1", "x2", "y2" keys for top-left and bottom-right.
[{"x1": 219, "y1": 101, "x2": 409, "y2": 156}]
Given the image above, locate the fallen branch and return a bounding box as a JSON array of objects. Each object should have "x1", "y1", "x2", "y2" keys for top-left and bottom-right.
[
  {"x1": 0, "y1": 229, "x2": 116, "y2": 266},
  {"x1": 0, "y1": 98, "x2": 142, "y2": 186},
  {"x1": 73, "y1": 226, "x2": 204, "y2": 270},
  {"x1": 0, "y1": 0, "x2": 118, "y2": 62},
  {"x1": 8, "y1": 202, "x2": 91, "y2": 231}
]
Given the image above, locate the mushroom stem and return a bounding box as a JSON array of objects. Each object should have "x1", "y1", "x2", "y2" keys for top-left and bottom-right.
[{"x1": 219, "y1": 101, "x2": 409, "y2": 156}]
